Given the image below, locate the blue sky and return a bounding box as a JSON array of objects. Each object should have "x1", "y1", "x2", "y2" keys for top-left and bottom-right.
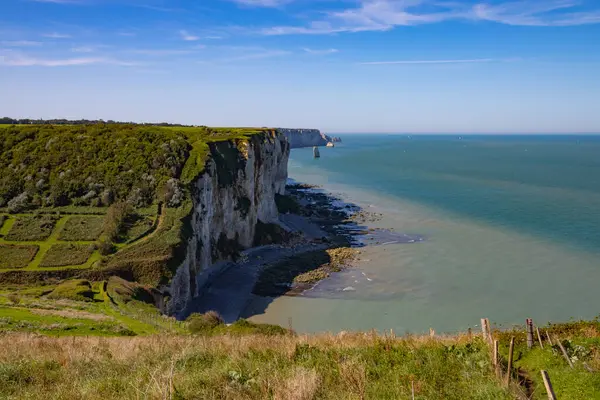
[{"x1": 1, "y1": 0, "x2": 600, "y2": 133}]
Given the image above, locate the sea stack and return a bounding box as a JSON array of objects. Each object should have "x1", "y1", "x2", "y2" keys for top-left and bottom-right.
[{"x1": 313, "y1": 146, "x2": 320, "y2": 158}]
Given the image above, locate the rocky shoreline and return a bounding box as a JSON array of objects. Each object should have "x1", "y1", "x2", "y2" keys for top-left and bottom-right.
[{"x1": 187, "y1": 182, "x2": 423, "y2": 322}]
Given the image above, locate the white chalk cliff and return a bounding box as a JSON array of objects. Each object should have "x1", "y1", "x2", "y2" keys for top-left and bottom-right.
[
  {"x1": 278, "y1": 128, "x2": 333, "y2": 148},
  {"x1": 167, "y1": 131, "x2": 289, "y2": 315}
]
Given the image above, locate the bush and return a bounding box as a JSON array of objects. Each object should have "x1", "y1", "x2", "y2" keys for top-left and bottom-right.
[
  {"x1": 102, "y1": 202, "x2": 131, "y2": 243},
  {"x1": 7, "y1": 293, "x2": 21, "y2": 305},
  {"x1": 107, "y1": 276, "x2": 156, "y2": 305},
  {"x1": 187, "y1": 311, "x2": 225, "y2": 334},
  {"x1": 98, "y1": 240, "x2": 116, "y2": 256}
]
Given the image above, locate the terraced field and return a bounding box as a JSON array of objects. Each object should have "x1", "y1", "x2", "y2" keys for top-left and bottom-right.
[{"x1": 0, "y1": 208, "x2": 160, "y2": 272}]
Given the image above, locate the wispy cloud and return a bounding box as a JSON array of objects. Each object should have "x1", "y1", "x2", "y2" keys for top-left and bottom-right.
[
  {"x1": 179, "y1": 30, "x2": 200, "y2": 41},
  {"x1": 471, "y1": 1, "x2": 600, "y2": 26},
  {"x1": 259, "y1": 0, "x2": 600, "y2": 35},
  {"x1": 0, "y1": 52, "x2": 135, "y2": 67},
  {"x1": 303, "y1": 47, "x2": 339, "y2": 55},
  {"x1": 360, "y1": 58, "x2": 502, "y2": 65},
  {"x1": 42, "y1": 32, "x2": 71, "y2": 38},
  {"x1": 1, "y1": 40, "x2": 43, "y2": 47}
]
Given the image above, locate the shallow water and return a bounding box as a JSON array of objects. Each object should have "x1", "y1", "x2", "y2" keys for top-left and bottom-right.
[{"x1": 247, "y1": 135, "x2": 600, "y2": 334}]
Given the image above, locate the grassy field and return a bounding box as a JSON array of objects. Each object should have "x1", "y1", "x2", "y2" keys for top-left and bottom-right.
[
  {"x1": 40, "y1": 244, "x2": 96, "y2": 267},
  {"x1": 5, "y1": 215, "x2": 59, "y2": 241},
  {"x1": 0, "y1": 245, "x2": 39, "y2": 268},
  {"x1": 58, "y1": 215, "x2": 105, "y2": 241},
  {"x1": 497, "y1": 320, "x2": 600, "y2": 399},
  {"x1": 0, "y1": 331, "x2": 510, "y2": 400}
]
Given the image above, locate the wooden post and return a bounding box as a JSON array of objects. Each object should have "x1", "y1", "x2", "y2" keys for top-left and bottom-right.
[
  {"x1": 481, "y1": 318, "x2": 489, "y2": 342},
  {"x1": 486, "y1": 318, "x2": 493, "y2": 343},
  {"x1": 556, "y1": 337, "x2": 574, "y2": 368},
  {"x1": 411, "y1": 379, "x2": 415, "y2": 400},
  {"x1": 506, "y1": 337, "x2": 515, "y2": 386},
  {"x1": 541, "y1": 370, "x2": 557, "y2": 400},
  {"x1": 546, "y1": 330, "x2": 553, "y2": 346},
  {"x1": 493, "y1": 340, "x2": 499, "y2": 367},
  {"x1": 536, "y1": 326, "x2": 544, "y2": 350},
  {"x1": 526, "y1": 318, "x2": 534, "y2": 349}
]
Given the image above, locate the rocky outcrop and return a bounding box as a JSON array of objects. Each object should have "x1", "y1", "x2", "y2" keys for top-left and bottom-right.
[
  {"x1": 278, "y1": 128, "x2": 333, "y2": 148},
  {"x1": 167, "y1": 131, "x2": 290, "y2": 316}
]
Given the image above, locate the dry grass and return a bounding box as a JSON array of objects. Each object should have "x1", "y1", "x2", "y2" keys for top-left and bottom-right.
[{"x1": 0, "y1": 332, "x2": 510, "y2": 400}]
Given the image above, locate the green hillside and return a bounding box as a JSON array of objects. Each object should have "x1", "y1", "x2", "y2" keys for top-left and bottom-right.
[{"x1": 0, "y1": 124, "x2": 272, "y2": 285}]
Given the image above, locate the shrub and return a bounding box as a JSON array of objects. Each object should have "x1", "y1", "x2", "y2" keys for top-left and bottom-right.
[
  {"x1": 102, "y1": 202, "x2": 131, "y2": 243},
  {"x1": 98, "y1": 240, "x2": 116, "y2": 256},
  {"x1": 107, "y1": 276, "x2": 156, "y2": 305},
  {"x1": 7, "y1": 293, "x2": 21, "y2": 305},
  {"x1": 187, "y1": 311, "x2": 225, "y2": 334}
]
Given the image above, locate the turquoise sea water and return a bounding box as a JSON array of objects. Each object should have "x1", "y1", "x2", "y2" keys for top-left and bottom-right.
[{"x1": 247, "y1": 135, "x2": 600, "y2": 334}]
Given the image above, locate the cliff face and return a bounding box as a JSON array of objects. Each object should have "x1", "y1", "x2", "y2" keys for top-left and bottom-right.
[
  {"x1": 278, "y1": 128, "x2": 333, "y2": 148},
  {"x1": 167, "y1": 131, "x2": 289, "y2": 316}
]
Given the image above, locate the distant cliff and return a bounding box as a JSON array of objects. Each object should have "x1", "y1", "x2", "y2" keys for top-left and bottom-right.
[{"x1": 277, "y1": 128, "x2": 333, "y2": 148}]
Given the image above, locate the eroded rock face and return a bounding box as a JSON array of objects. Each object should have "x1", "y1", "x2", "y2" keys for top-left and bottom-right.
[
  {"x1": 278, "y1": 128, "x2": 333, "y2": 148},
  {"x1": 168, "y1": 131, "x2": 290, "y2": 315}
]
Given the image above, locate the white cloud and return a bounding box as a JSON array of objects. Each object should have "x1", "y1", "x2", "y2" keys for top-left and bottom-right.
[
  {"x1": 471, "y1": 1, "x2": 600, "y2": 26},
  {"x1": 1, "y1": 41, "x2": 43, "y2": 47},
  {"x1": 259, "y1": 0, "x2": 600, "y2": 35},
  {"x1": 179, "y1": 30, "x2": 200, "y2": 41},
  {"x1": 303, "y1": 48, "x2": 339, "y2": 55},
  {"x1": 42, "y1": 32, "x2": 72, "y2": 38},
  {"x1": 0, "y1": 53, "x2": 135, "y2": 67}
]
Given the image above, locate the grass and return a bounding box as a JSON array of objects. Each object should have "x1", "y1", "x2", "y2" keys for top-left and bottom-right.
[
  {"x1": 5, "y1": 215, "x2": 59, "y2": 241},
  {"x1": 58, "y1": 215, "x2": 105, "y2": 241},
  {"x1": 47, "y1": 279, "x2": 96, "y2": 302},
  {"x1": 0, "y1": 332, "x2": 510, "y2": 399},
  {"x1": 0, "y1": 215, "x2": 6, "y2": 229},
  {"x1": 39, "y1": 244, "x2": 95, "y2": 267},
  {"x1": 497, "y1": 320, "x2": 600, "y2": 399},
  {"x1": 0, "y1": 245, "x2": 39, "y2": 268}
]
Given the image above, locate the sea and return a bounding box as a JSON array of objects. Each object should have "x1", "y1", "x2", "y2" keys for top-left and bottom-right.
[{"x1": 246, "y1": 134, "x2": 600, "y2": 334}]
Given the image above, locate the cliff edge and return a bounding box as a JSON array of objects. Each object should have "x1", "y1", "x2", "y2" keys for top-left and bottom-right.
[{"x1": 278, "y1": 128, "x2": 334, "y2": 148}]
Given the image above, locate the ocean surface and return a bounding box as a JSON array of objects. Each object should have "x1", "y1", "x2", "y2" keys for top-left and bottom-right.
[{"x1": 247, "y1": 134, "x2": 600, "y2": 334}]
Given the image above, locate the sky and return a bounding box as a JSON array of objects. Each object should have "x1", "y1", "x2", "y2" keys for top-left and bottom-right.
[{"x1": 1, "y1": 0, "x2": 600, "y2": 133}]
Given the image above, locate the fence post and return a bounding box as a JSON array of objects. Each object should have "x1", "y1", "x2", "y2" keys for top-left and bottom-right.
[
  {"x1": 556, "y1": 337, "x2": 574, "y2": 369},
  {"x1": 536, "y1": 326, "x2": 544, "y2": 350},
  {"x1": 506, "y1": 337, "x2": 515, "y2": 386},
  {"x1": 541, "y1": 370, "x2": 557, "y2": 400},
  {"x1": 526, "y1": 318, "x2": 534, "y2": 349}
]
